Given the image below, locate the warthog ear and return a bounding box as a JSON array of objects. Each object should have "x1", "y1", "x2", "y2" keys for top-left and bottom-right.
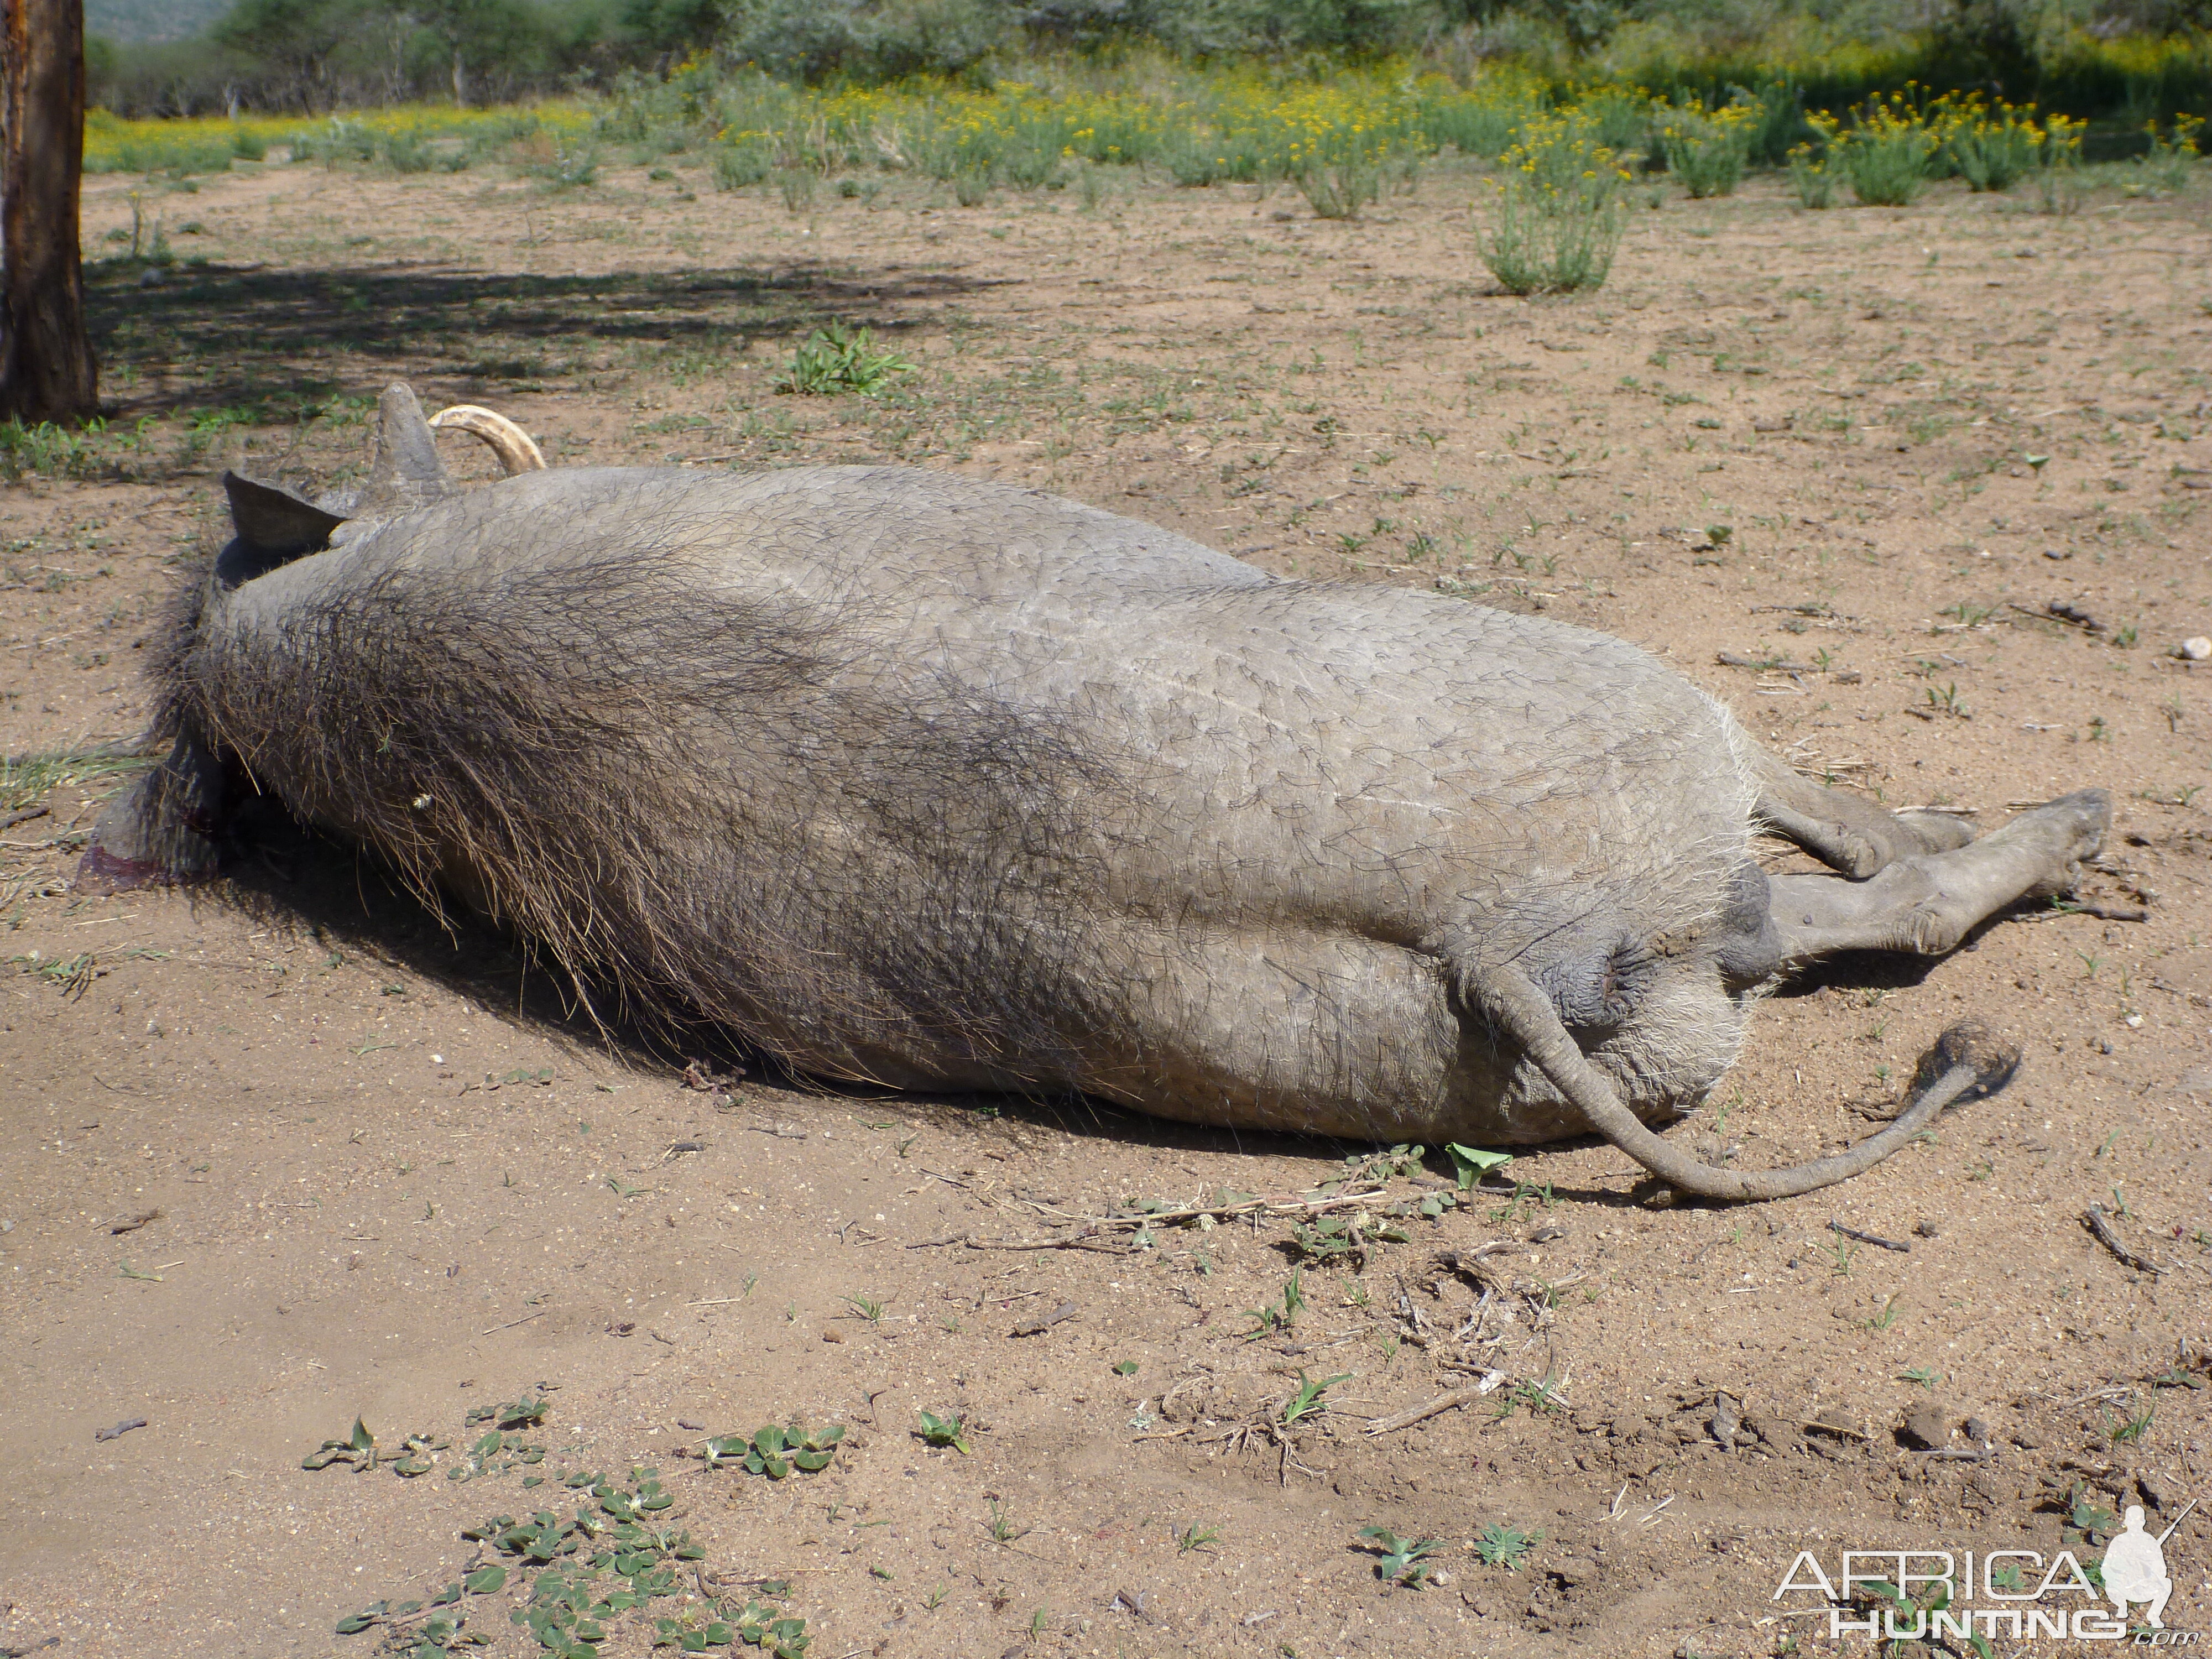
[
  {"x1": 217, "y1": 471, "x2": 346, "y2": 587},
  {"x1": 349, "y1": 382, "x2": 460, "y2": 518}
]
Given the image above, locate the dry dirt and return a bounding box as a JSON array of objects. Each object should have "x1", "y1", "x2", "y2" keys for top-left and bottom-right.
[{"x1": 4, "y1": 148, "x2": 2212, "y2": 1659}]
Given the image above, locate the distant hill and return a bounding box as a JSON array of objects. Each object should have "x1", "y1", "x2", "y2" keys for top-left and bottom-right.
[{"x1": 87, "y1": 0, "x2": 227, "y2": 44}]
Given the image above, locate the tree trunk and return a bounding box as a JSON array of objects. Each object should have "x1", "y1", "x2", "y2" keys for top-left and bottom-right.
[
  {"x1": 0, "y1": 0, "x2": 97, "y2": 424},
  {"x1": 451, "y1": 45, "x2": 467, "y2": 109}
]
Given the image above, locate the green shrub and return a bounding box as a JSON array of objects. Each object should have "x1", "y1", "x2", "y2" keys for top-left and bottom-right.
[
  {"x1": 1478, "y1": 115, "x2": 1628, "y2": 295},
  {"x1": 1296, "y1": 152, "x2": 1381, "y2": 218},
  {"x1": 775, "y1": 164, "x2": 816, "y2": 210},
  {"x1": 712, "y1": 137, "x2": 773, "y2": 191},
  {"x1": 1943, "y1": 98, "x2": 2048, "y2": 191},
  {"x1": 1416, "y1": 90, "x2": 1530, "y2": 160},
  {"x1": 378, "y1": 129, "x2": 436, "y2": 174},
  {"x1": 1812, "y1": 95, "x2": 1937, "y2": 206},
  {"x1": 1786, "y1": 145, "x2": 1834, "y2": 207},
  {"x1": 1578, "y1": 86, "x2": 1653, "y2": 162},
  {"x1": 1657, "y1": 98, "x2": 1755, "y2": 197},
  {"x1": 2127, "y1": 113, "x2": 2204, "y2": 195},
  {"x1": 85, "y1": 133, "x2": 236, "y2": 176}
]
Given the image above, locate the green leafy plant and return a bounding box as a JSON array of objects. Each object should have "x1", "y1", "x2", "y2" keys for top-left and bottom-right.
[
  {"x1": 1494, "y1": 1373, "x2": 1568, "y2": 1419},
  {"x1": 1287, "y1": 1209, "x2": 1410, "y2": 1266},
  {"x1": 1176, "y1": 1522, "x2": 1223, "y2": 1553},
  {"x1": 775, "y1": 324, "x2": 914, "y2": 397},
  {"x1": 1811, "y1": 95, "x2": 1937, "y2": 206},
  {"x1": 1280, "y1": 1369, "x2": 1350, "y2": 1426},
  {"x1": 1242, "y1": 1270, "x2": 1307, "y2": 1339},
  {"x1": 1783, "y1": 144, "x2": 1835, "y2": 206},
  {"x1": 334, "y1": 1463, "x2": 747, "y2": 1658},
  {"x1": 304, "y1": 1417, "x2": 448, "y2": 1475},
  {"x1": 2128, "y1": 113, "x2": 2203, "y2": 196},
  {"x1": 1946, "y1": 102, "x2": 2048, "y2": 191},
  {"x1": 712, "y1": 137, "x2": 772, "y2": 191},
  {"x1": 467, "y1": 1395, "x2": 551, "y2": 1430},
  {"x1": 1473, "y1": 1521, "x2": 1542, "y2": 1569},
  {"x1": 1446, "y1": 1142, "x2": 1511, "y2": 1189},
  {"x1": 916, "y1": 1410, "x2": 972, "y2": 1454},
  {"x1": 1360, "y1": 1526, "x2": 1443, "y2": 1587},
  {"x1": 1657, "y1": 98, "x2": 1755, "y2": 197},
  {"x1": 1477, "y1": 113, "x2": 1628, "y2": 296},
  {"x1": 1295, "y1": 142, "x2": 1383, "y2": 221},
  {"x1": 1488, "y1": 1177, "x2": 1554, "y2": 1224},
  {"x1": 701, "y1": 1422, "x2": 845, "y2": 1478}
]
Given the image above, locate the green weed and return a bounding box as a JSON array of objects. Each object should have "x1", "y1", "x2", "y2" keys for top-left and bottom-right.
[
  {"x1": 776, "y1": 324, "x2": 914, "y2": 398},
  {"x1": 1473, "y1": 1521, "x2": 1542, "y2": 1569},
  {"x1": 700, "y1": 1422, "x2": 844, "y2": 1478},
  {"x1": 916, "y1": 1410, "x2": 972, "y2": 1454},
  {"x1": 1360, "y1": 1526, "x2": 1443, "y2": 1588}
]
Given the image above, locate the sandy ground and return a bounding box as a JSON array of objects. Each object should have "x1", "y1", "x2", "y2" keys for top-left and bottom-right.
[{"x1": 3, "y1": 145, "x2": 2211, "y2": 1659}]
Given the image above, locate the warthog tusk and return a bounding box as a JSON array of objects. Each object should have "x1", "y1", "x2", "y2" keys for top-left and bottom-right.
[{"x1": 429, "y1": 404, "x2": 546, "y2": 474}]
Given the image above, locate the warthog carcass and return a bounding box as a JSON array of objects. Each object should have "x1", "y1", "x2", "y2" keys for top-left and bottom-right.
[{"x1": 87, "y1": 385, "x2": 2109, "y2": 1201}]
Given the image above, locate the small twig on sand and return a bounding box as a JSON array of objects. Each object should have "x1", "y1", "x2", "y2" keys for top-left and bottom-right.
[
  {"x1": 0, "y1": 805, "x2": 49, "y2": 831},
  {"x1": 1718, "y1": 651, "x2": 1818, "y2": 673},
  {"x1": 1010, "y1": 1300, "x2": 1078, "y2": 1337},
  {"x1": 964, "y1": 1234, "x2": 1134, "y2": 1254},
  {"x1": 1829, "y1": 1220, "x2": 1911, "y2": 1254},
  {"x1": 1091, "y1": 1185, "x2": 1392, "y2": 1233},
  {"x1": 2083, "y1": 1206, "x2": 2162, "y2": 1275},
  {"x1": 2055, "y1": 901, "x2": 2150, "y2": 922},
  {"x1": 1364, "y1": 1381, "x2": 1499, "y2": 1436}
]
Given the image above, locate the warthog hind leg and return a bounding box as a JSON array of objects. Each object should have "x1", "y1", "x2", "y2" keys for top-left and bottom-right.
[
  {"x1": 1752, "y1": 749, "x2": 1976, "y2": 877},
  {"x1": 1770, "y1": 790, "x2": 2110, "y2": 967}
]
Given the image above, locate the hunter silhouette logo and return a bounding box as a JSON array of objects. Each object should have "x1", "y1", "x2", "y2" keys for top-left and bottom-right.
[
  {"x1": 1773, "y1": 1496, "x2": 2199, "y2": 1644},
  {"x1": 2104, "y1": 1503, "x2": 2194, "y2": 1630}
]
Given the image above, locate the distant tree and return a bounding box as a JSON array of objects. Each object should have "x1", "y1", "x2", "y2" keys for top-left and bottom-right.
[
  {"x1": 618, "y1": 0, "x2": 722, "y2": 57},
  {"x1": 213, "y1": 0, "x2": 363, "y2": 111},
  {"x1": 1, "y1": 0, "x2": 100, "y2": 424},
  {"x1": 402, "y1": 0, "x2": 534, "y2": 106}
]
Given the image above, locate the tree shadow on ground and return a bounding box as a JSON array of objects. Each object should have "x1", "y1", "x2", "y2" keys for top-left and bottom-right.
[{"x1": 84, "y1": 257, "x2": 1007, "y2": 421}]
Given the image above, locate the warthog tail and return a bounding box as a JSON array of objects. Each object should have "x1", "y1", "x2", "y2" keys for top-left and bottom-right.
[{"x1": 1474, "y1": 962, "x2": 2020, "y2": 1202}]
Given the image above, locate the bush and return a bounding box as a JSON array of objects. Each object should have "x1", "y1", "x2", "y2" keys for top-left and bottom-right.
[
  {"x1": 1478, "y1": 113, "x2": 1628, "y2": 295},
  {"x1": 711, "y1": 135, "x2": 774, "y2": 189},
  {"x1": 2127, "y1": 112, "x2": 2204, "y2": 194},
  {"x1": 1812, "y1": 94, "x2": 1937, "y2": 206},
  {"x1": 1786, "y1": 144, "x2": 1834, "y2": 207},
  {"x1": 291, "y1": 115, "x2": 379, "y2": 164},
  {"x1": 724, "y1": 0, "x2": 999, "y2": 86},
  {"x1": 378, "y1": 128, "x2": 437, "y2": 172},
  {"x1": 1656, "y1": 97, "x2": 1754, "y2": 197}
]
